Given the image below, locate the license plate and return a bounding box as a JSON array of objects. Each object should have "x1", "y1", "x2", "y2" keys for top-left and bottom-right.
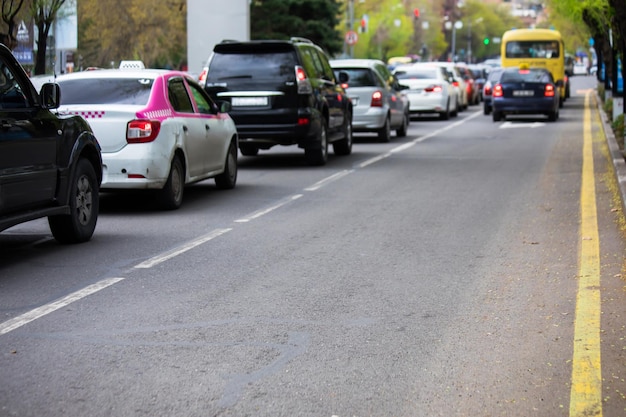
[
  {"x1": 513, "y1": 90, "x2": 534, "y2": 97},
  {"x1": 231, "y1": 96, "x2": 268, "y2": 107}
]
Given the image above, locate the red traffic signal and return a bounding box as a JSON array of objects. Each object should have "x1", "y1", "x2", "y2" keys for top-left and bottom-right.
[
  {"x1": 413, "y1": 8, "x2": 420, "y2": 18},
  {"x1": 360, "y1": 18, "x2": 367, "y2": 33}
]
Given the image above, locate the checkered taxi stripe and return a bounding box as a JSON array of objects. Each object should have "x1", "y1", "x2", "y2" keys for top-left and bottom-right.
[{"x1": 65, "y1": 111, "x2": 105, "y2": 119}]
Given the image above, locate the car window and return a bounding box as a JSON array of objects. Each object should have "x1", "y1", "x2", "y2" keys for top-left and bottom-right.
[
  {"x1": 168, "y1": 77, "x2": 194, "y2": 113},
  {"x1": 59, "y1": 77, "x2": 154, "y2": 105},
  {"x1": 0, "y1": 58, "x2": 29, "y2": 109},
  {"x1": 500, "y1": 69, "x2": 550, "y2": 83},
  {"x1": 304, "y1": 47, "x2": 325, "y2": 79},
  {"x1": 315, "y1": 50, "x2": 336, "y2": 81},
  {"x1": 187, "y1": 79, "x2": 217, "y2": 115},
  {"x1": 207, "y1": 51, "x2": 297, "y2": 82},
  {"x1": 334, "y1": 68, "x2": 377, "y2": 87},
  {"x1": 395, "y1": 69, "x2": 439, "y2": 80}
]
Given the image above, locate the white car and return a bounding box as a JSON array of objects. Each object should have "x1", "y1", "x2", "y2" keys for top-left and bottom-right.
[
  {"x1": 394, "y1": 65, "x2": 459, "y2": 120},
  {"x1": 427, "y1": 62, "x2": 469, "y2": 110},
  {"x1": 53, "y1": 69, "x2": 239, "y2": 209}
]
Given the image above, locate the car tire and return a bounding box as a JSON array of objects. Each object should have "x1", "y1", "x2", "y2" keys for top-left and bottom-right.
[
  {"x1": 492, "y1": 111, "x2": 502, "y2": 122},
  {"x1": 483, "y1": 104, "x2": 490, "y2": 115},
  {"x1": 547, "y1": 109, "x2": 558, "y2": 122},
  {"x1": 239, "y1": 145, "x2": 259, "y2": 156},
  {"x1": 396, "y1": 111, "x2": 409, "y2": 137},
  {"x1": 215, "y1": 141, "x2": 238, "y2": 189},
  {"x1": 305, "y1": 120, "x2": 328, "y2": 166},
  {"x1": 333, "y1": 114, "x2": 353, "y2": 156},
  {"x1": 439, "y1": 101, "x2": 450, "y2": 120},
  {"x1": 48, "y1": 158, "x2": 99, "y2": 244},
  {"x1": 378, "y1": 116, "x2": 391, "y2": 142},
  {"x1": 158, "y1": 155, "x2": 184, "y2": 210}
]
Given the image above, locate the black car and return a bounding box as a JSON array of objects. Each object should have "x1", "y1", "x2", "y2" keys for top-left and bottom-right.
[
  {"x1": 491, "y1": 66, "x2": 561, "y2": 122},
  {"x1": 200, "y1": 37, "x2": 353, "y2": 165},
  {"x1": 0, "y1": 43, "x2": 102, "y2": 243}
]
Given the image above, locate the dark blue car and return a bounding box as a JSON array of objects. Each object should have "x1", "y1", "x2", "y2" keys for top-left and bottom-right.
[{"x1": 491, "y1": 66, "x2": 561, "y2": 122}]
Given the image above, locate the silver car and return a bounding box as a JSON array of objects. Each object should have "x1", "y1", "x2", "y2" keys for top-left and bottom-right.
[{"x1": 330, "y1": 59, "x2": 410, "y2": 142}]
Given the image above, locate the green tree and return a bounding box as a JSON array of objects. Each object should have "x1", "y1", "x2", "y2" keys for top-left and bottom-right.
[
  {"x1": 77, "y1": 0, "x2": 186, "y2": 69},
  {"x1": 30, "y1": 0, "x2": 67, "y2": 75},
  {"x1": 546, "y1": 0, "x2": 625, "y2": 115},
  {"x1": 250, "y1": 0, "x2": 343, "y2": 56},
  {"x1": 0, "y1": 0, "x2": 27, "y2": 49}
]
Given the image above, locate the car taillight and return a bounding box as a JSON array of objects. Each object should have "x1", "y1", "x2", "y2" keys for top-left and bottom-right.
[
  {"x1": 493, "y1": 84, "x2": 503, "y2": 98},
  {"x1": 484, "y1": 86, "x2": 492, "y2": 96},
  {"x1": 544, "y1": 84, "x2": 555, "y2": 97},
  {"x1": 371, "y1": 90, "x2": 383, "y2": 107},
  {"x1": 424, "y1": 85, "x2": 443, "y2": 93},
  {"x1": 452, "y1": 81, "x2": 459, "y2": 87},
  {"x1": 198, "y1": 68, "x2": 208, "y2": 84},
  {"x1": 127, "y1": 120, "x2": 161, "y2": 143},
  {"x1": 295, "y1": 66, "x2": 312, "y2": 94}
]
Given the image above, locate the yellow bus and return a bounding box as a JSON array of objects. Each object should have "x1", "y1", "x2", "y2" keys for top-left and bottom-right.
[{"x1": 501, "y1": 28, "x2": 566, "y2": 106}]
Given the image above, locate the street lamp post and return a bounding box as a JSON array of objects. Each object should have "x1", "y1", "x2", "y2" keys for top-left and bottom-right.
[{"x1": 450, "y1": 20, "x2": 463, "y2": 62}]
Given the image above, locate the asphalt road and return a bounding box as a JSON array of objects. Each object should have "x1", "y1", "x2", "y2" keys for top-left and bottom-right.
[{"x1": 1, "y1": 74, "x2": 625, "y2": 417}]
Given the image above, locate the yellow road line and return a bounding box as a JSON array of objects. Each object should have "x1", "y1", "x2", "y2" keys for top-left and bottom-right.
[{"x1": 569, "y1": 91, "x2": 602, "y2": 416}]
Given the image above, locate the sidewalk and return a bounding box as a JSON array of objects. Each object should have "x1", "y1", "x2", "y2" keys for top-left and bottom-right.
[{"x1": 597, "y1": 94, "x2": 626, "y2": 216}]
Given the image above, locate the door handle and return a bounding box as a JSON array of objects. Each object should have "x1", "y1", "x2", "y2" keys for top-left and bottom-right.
[{"x1": 182, "y1": 125, "x2": 188, "y2": 133}]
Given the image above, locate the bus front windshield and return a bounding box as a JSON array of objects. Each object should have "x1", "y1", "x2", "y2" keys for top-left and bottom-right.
[{"x1": 505, "y1": 41, "x2": 560, "y2": 59}]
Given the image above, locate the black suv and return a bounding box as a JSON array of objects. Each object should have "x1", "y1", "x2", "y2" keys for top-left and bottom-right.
[
  {"x1": 0, "y1": 43, "x2": 102, "y2": 243},
  {"x1": 201, "y1": 37, "x2": 353, "y2": 165}
]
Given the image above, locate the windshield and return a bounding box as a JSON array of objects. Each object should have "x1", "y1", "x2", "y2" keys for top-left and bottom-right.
[
  {"x1": 207, "y1": 51, "x2": 297, "y2": 82},
  {"x1": 58, "y1": 78, "x2": 154, "y2": 105},
  {"x1": 505, "y1": 40, "x2": 560, "y2": 59}
]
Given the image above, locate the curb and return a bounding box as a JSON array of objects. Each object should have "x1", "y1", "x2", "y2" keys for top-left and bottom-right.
[{"x1": 597, "y1": 93, "x2": 626, "y2": 216}]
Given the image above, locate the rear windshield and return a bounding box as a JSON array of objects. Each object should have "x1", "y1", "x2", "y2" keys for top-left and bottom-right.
[
  {"x1": 395, "y1": 69, "x2": 438, "y2": 80},
  {"x1": 58, "y1": 78, "x2": 154, "y2": 105},
  {"x1": 333, "y1": 68, "x2": 377, "y2": 87},
  {"x1": 500, "y1": 69, "x2": 550, "y2": 83},
  {"x1": 505, "y1": 40, "x2": 560, "y2": 59},
  {"x1": 207, "y1": 51, "x2": 297, "y2": 82}
]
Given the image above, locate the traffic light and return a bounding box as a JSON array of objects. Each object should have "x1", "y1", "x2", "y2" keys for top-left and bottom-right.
[
  {"x1": 360, "y1": 18, "x2": 367, "y2": 33},
  {"x1": 483, "y1": 37, "x2": 490, "y2": 45},
  {"x1": 413, "y1": 8, "x2": 420, "y2": 19}
]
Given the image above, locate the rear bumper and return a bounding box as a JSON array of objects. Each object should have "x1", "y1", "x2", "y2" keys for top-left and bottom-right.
[{"x1": 493, "y1": 97, "x2": 557, "y2": 114}]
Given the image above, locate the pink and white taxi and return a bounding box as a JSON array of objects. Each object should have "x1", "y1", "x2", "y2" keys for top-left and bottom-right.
[{"x1": 52, "y1": 69, "x2": 238, "y2": 209}]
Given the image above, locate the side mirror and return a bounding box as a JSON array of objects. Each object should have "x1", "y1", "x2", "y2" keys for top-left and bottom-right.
[
  {"x1": 219, "y1": 101, "x2": 231, "y2": 113},
  {"x1": 40, "y1": 83, "x2": 60, "y2": 109},
  {"x1": 338, "y1": 71, "x2": 349, "y2": 84}
]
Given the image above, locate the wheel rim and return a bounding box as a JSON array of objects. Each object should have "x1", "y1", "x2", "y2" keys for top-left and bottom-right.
[{"x1": 75, "y1": 175, "x2": 93, "y2": 226}]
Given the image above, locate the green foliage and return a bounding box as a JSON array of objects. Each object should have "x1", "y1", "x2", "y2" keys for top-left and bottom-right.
[
  {"x1": 250, "y1": 0, "x2": 343, "y2": 55},
  {"x1": 604, "y1": 97, "x2": 613, "y2": 120},
  {"x1": 612, "y1": 113, "x2": 624, "y2": 149}
]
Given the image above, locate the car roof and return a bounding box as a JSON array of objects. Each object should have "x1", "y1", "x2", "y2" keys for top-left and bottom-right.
[
  {"x1": 329, "y1": 59, "x2": 386, "y2": 69},
  {"x1": 51, "y1": 69, "x2": 188, "y2": 81}
]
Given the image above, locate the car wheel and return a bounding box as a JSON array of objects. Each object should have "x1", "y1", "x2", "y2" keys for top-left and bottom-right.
[
  {"x1": 333, "y1": 114, "x2": 353, "y2": 156},
  {"x1": 378, "y1": 116, "x2": 391, "y2": 142},
  {"x1": 215, "y1": 141, "x2": 238, "y2": 189},
  {"x1": 239, "y1": 145, "x2": 259, "y2": 156},
  {"x1": 439, "y1": 101, "x2": 450, "y2": 120},
  {"x1": 483, "y1": 104, "x2": 490, "y2": 115},
  {"x1": 305, "y1": 120, "x2": 328, "y2": 166},
  {"x1": 451, "y1": 99, "x2": 458, "y2": 117},
  {"x1": 492, "y1": 111, "x2": 502, "y2": 122},
  {"x1": 158, "y1": 155, "x2": 184, "y2": 210},
  {"x1": 48, "y1": 158, "x2": 99, "y2": 244},
  {"x1": 396, "y1": 111, "x2": 409, "y2": 137}
]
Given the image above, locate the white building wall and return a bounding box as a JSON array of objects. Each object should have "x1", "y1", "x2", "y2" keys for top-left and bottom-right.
[{"x1": 187, "y1": 0, "x2": 250, "y2": 75}]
